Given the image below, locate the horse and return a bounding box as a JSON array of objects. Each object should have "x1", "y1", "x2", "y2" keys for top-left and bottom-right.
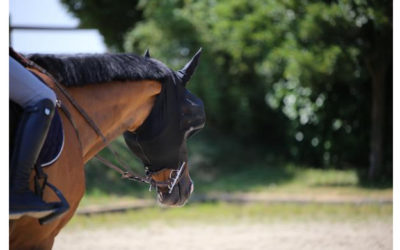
[{"x1": 9, "y1": 48, "x2": 205, "y2": 250}]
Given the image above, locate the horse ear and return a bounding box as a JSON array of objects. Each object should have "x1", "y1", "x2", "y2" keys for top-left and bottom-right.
[
  {"x1": 177, "y1": 48, "x2": 202, "y2": 86},
  {"x1": 144, "y1": 49, "x2": 151, "y2": 58}
]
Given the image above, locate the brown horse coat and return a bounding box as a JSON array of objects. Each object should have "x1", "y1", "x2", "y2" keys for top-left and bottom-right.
[{"x1": 9, "y1": 67, "x2": 161, "y2": 249}]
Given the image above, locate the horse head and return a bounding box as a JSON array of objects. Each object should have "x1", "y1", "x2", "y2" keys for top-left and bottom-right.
[{"x1": 123, "y1": 49, "x2": 205, "y2": 206}]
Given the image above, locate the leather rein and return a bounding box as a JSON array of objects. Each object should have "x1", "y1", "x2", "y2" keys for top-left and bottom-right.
[{"x1": 14, "y1": 51, "x2": 186, "y2": 193}]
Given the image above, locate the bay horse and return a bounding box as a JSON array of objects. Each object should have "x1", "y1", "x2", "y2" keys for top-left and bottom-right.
[{"x1": 9, "y1": 49, "x2": 205, "y2": 249}]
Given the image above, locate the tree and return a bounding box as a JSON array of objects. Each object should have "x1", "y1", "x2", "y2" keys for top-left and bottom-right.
[
  {"x1": 60, "y1": 0, "x2": 144, "y2": 51},
  {"x1": 62, "y1": 0, "x2": 392, "y2": 181}
]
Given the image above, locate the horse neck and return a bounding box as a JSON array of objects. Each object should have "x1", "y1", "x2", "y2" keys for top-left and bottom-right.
[{"x1": 66, "y1": 80, "x2": 162, "y2": 162}]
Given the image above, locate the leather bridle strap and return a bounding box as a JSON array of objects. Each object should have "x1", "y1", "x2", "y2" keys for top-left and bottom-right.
[
  {"x1": 95, "y1": 142, "x2": 156, "y2": 186},
  {"x1": 58, "y1": 101, "x2": 83, "y2": 149},
  {"x1": 94, "y1": 154, "x2": 151, "y2": 184},
  {"x1": 94, "y1": 153, "x2": 187, "y2": 192}
]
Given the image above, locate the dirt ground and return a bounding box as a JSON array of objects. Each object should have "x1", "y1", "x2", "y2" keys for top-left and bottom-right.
[{"x1": 53, "y1": 220, "x2": 392, "y2": 250}]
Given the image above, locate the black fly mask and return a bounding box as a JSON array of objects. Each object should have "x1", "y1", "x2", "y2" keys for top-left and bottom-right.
[{"x1": 123, "y1": 49, "x2": 205, "y2": 206}]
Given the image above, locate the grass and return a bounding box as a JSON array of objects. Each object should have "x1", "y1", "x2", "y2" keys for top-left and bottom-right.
[
  {"x1": 66, "y1": 202, "x2": 392, "y2": 230},
  {"x1": 73, "y1": 132, "x2": 392, "y2": 232}
]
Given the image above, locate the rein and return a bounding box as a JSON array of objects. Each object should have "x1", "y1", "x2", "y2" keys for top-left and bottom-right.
[
  {"x1": 15, "y1": 51, "x2": 185, "y2": 193},
  {"x1": 95, "y1": 155, "x2": 186, "y2": 193}
]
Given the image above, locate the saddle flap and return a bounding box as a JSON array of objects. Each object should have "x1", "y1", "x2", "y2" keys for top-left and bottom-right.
[{"x1": 37, "y1": 110, "x2": 64, "y2": 167}]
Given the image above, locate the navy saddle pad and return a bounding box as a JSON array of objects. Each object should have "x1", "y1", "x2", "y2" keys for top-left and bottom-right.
[{"x1": 37, "y1": 110, "x2": 65, "y2": 167}]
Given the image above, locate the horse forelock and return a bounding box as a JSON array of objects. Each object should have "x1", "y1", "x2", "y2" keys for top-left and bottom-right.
[{"x1": 27, "y1": 53, "x2": 172, "y2": 87}]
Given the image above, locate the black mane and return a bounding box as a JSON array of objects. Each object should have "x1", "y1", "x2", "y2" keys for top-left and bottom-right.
[{"x1": 27, "y1": 53, "x2": 172, "y2": 87}]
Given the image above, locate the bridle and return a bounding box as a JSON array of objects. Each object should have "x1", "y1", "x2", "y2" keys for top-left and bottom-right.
[
  {"x1": 95, "y1": 151, "x2": 187, "y2": 193},
  {"x1": 15, "y1": 50, "x2": 187, "y2": 194}
]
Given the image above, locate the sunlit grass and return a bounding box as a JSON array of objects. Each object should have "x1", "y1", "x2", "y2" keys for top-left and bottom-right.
[{"x1": 66, "y1": 202, "x2": 392, "y2": 230}]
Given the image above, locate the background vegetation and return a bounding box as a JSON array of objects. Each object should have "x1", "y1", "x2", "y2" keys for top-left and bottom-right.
[{"x1": 61, "y1": 0, "x2": 392, "y2": 190}]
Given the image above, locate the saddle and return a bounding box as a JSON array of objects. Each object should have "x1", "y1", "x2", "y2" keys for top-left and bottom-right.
[{"x1": 9, "y1": 101, "x2": 65, "y2": 168}]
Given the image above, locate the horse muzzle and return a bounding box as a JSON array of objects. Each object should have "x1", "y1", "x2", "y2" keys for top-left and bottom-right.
[{"x1": 152, "y1": 164, "x2": 194, "y2": 207}]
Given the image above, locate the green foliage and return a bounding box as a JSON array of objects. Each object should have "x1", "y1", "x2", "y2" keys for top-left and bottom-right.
[
  {"x1": 122, "y1": 0, "x2": 391, "y2": 173},
  {"x1": 60, "y1": 0, "x2": 144, "y2": 51},
  {"x1": 64, "y1": 0, "x2": 392, "y2": 180}
]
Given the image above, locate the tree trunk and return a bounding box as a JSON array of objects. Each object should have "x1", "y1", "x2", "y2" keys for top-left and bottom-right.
[{"x1": 366, "y1": 59, "x2": 387, "y2": 180}]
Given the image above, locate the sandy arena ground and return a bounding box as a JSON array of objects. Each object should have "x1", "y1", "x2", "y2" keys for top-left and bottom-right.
[{"x1": 53, "y1": 220, "x2": 392, "y2": 250}]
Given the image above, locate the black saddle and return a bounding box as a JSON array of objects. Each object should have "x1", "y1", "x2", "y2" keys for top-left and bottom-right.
[{"x1": 10, "y1": 101, "x2": 64, "y2": 167}]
